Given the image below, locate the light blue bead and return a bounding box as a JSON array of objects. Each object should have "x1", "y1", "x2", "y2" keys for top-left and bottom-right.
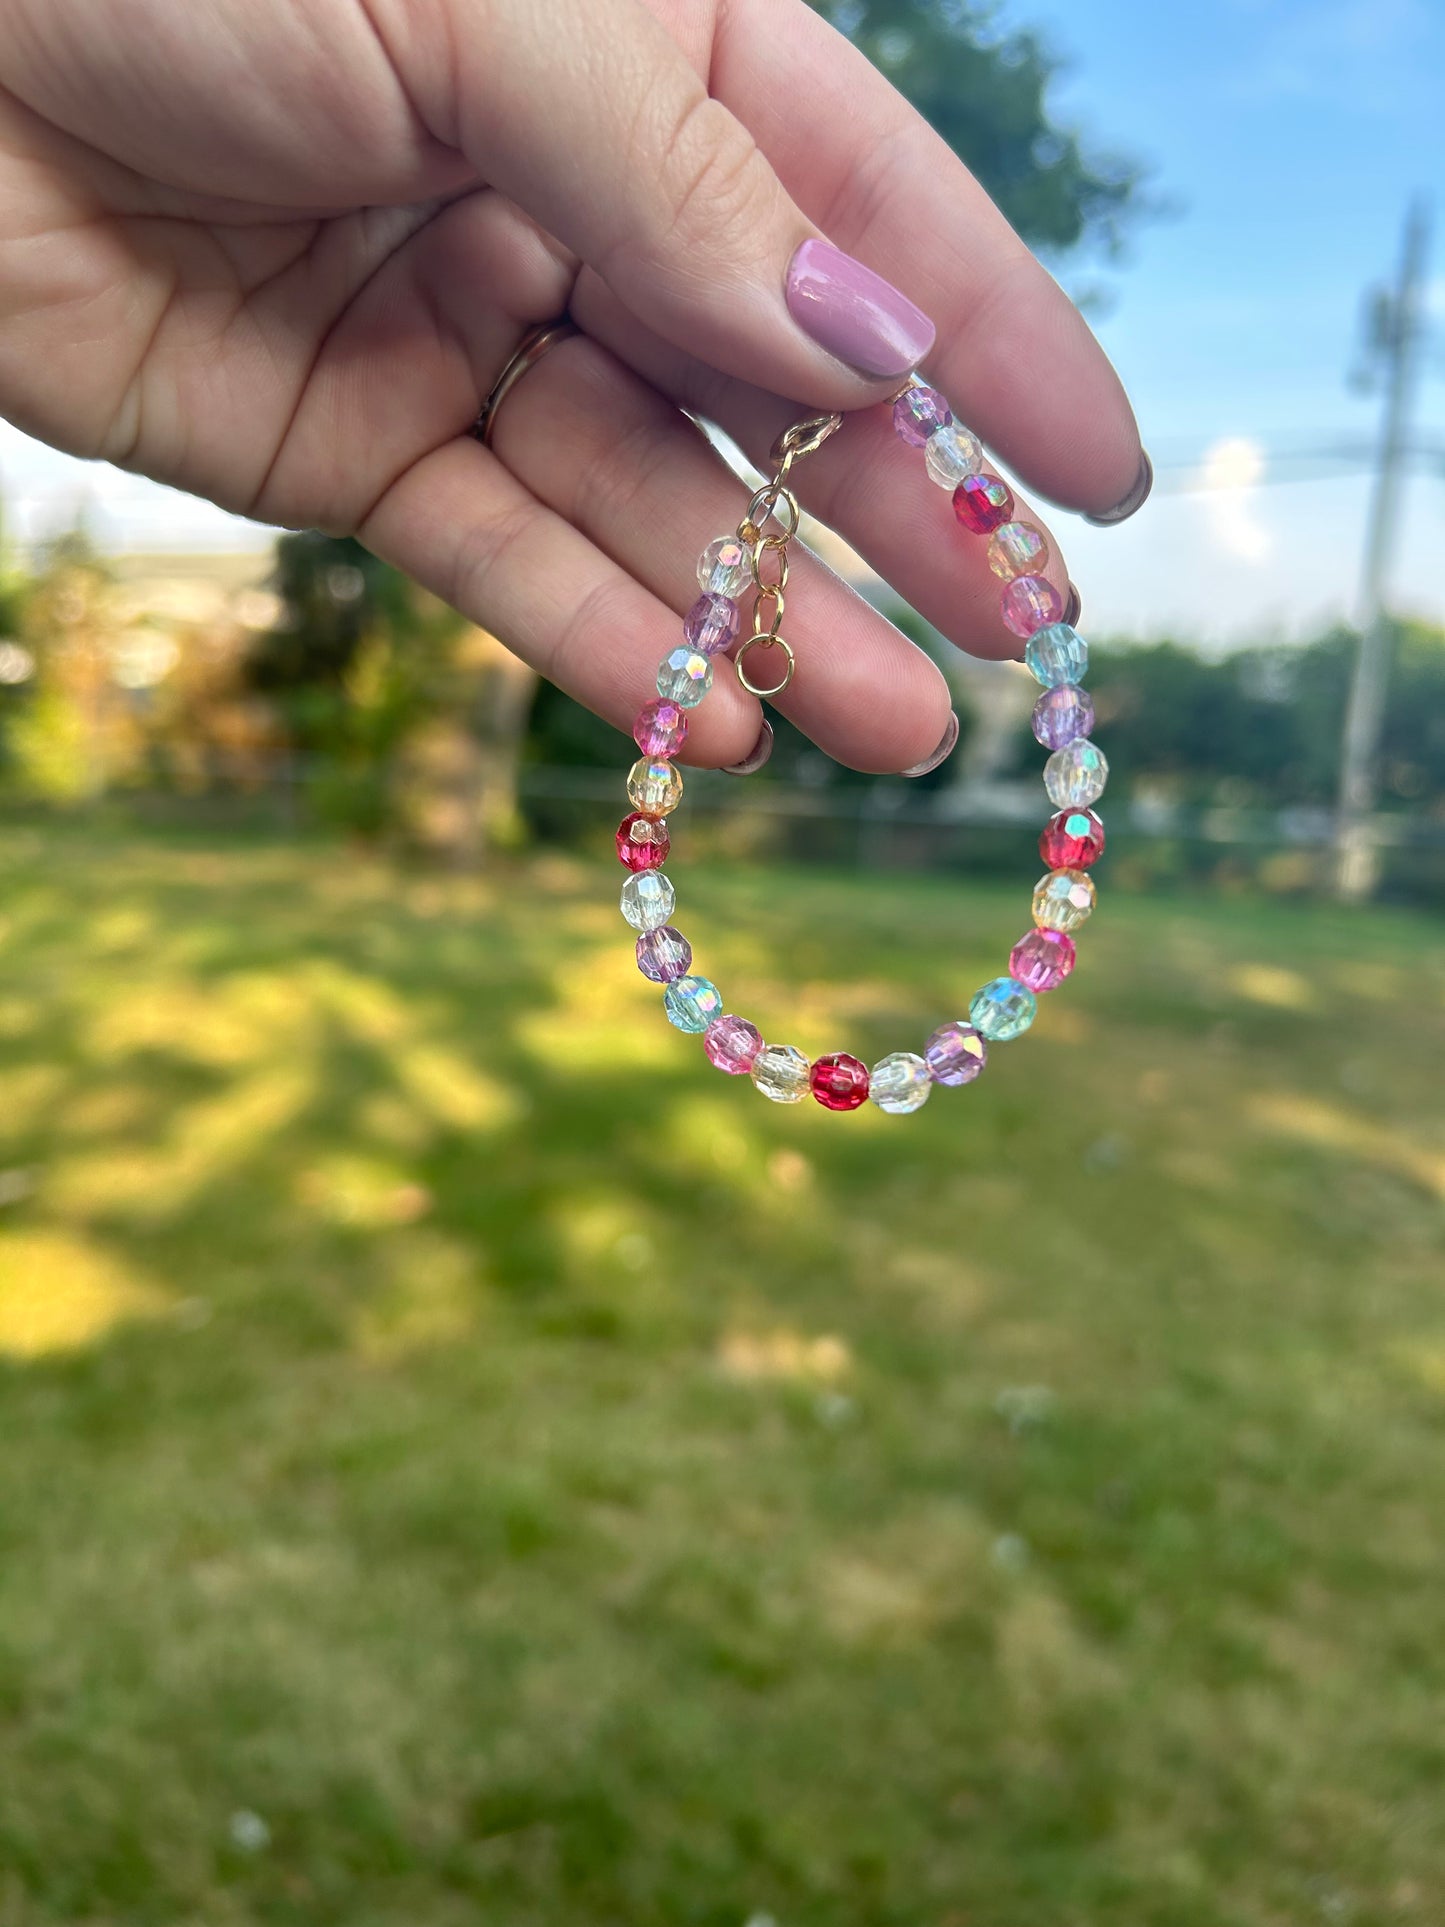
[
  {"x1": 1025, "y1": 622, "x2": 1088, "y2": 689},
  {"x1": 663, "y1": 974, "x2": 722, "y2": 1033},
  {"x1": 657, "y1": 648, "x2": 713, "y2": 707},
  {"x1": 969, "y1": 976, "x2": 1037, "y2": 1042}
]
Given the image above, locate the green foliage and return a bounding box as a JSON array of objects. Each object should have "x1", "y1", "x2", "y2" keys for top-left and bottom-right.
[{"x1": 810, "y1": 0, "x2": 1148, "y2": 258}]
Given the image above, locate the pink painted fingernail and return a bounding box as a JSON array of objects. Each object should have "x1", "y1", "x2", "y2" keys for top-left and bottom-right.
[{"x1": 785, "y1": 239, "x2": 935, "y2": 379}]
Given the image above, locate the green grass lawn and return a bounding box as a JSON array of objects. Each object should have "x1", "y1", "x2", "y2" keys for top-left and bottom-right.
[{"x1": 0, "y1": 820, "x2": 1442, "y2": 1927}]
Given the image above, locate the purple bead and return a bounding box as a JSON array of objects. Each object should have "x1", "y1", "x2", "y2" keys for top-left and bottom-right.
[
  {"x1": 892, "y1": 383, "x2": 953, "y2": 447},
  {"x1": 1000, "y1": 574, "x2": 1064, "y2": 640},
  {"x1": 1032, "y1": 683, "x2": 1095, "y2": 751},
  {"x1": 635, "y1": 925, "x2": 692, "y2": 982},
  {"x1": 923, "y1": 1021, "x2": 988, "y2": 1087},
  {"x1": 682, "y1": 592, "x2": 741, "y2": 656}
]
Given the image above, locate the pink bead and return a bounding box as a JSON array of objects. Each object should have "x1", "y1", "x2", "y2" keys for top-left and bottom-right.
[
  {"x1": 615, "y1": 811, "x2": 670, "y2": 871},
  {"x1": 1008, "y1": 926, "x2": 1076, "y2": 993},
  {"x1": 952, "y1": 474, "x2": 1013, "y2": 534},
  {"x1": 636, "y1": 925, "x2": 693, "y2": 982},
  {"x1": 892, "y1": 383, "x2": 952, "y2": 446},
  {"x1": 704, "y1": 1012, "x2": 765, "y2": 1074},
  {"x1": 1000, "y1": 574, "x2": 1064, "y2": 639},
  {"x1": 633, "y1": 699, "x2": 689, "y2": 758},
  {"x1": 682, "y1": 592, "x2": 741, "y2": 656}
]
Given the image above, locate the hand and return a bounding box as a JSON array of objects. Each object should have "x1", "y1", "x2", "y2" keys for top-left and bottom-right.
[{"x1": 0, "y1": 0, "x2": 1144, "y2": 773}]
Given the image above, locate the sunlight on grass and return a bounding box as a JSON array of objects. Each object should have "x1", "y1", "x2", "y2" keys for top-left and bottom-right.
[
  {"x1": 1248, "y1": 1091, "x2": 1445, "y2": 1198},
  {"x1": 1228, "y1": 963, "x2": 1319, "y2": 1011},
  {"x1": 354, "y1": 1228, "x2": 490, "y2": 1359},
  {"x1": 0, "y1": 1228, "x2": 169, "y2": 1356},
  {"x1": 717, "y1": 1327, "x2": 852, "y2": 1383}
]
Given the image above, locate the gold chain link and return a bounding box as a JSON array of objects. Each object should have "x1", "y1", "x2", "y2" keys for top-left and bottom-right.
[{"x1": 732, "y1": 411, "x2": 842, "y2": 699}]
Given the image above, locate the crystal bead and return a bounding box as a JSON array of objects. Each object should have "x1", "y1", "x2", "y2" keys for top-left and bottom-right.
[
  {"x1": 633, "y1": 698, "x2": 689, "y2": 758},
  {"x1": 698, "y1": 536, "x2": 752, "y2": 599},
  {"x1": 682, "y1": 592, "x2": 741, "y2": 657},
  {"x1": 751, "y1": 1043, "x2": 810, "y2": 1103},
  {"x1": 621, "y1": 869, "x2": 675, "y2": 931},
  {"x1": 626, "y1": 756, "x2": 683, "y2": 815},
  {"x1": 663, "y1": 974, "x2": 722, "y2": 1033},
  {"x1": 924, "y1": 1021, "x2": 987, "y2": 1086},
  {"x1": 656, "y1": 648, "x2": 713, "y2": 707},
  {"x1": 987, "y1": 520, "x2": 1050, "y2": 581},
  {"x1": 892, "y1": 383, "x2": 952, "y2": 446},
  {"x1": 925, "y1": 423, "x2": 985, "y2": 489},
  {"x1": 616, "y1": 810, "x2": 670, "y2": 871},
  {"x1": 969, "y1": 976, "x2": 1037, "y2": 1042},
  {"x1": 704, "y1": 1013, "x2": 764, "y2": 1075},
  {"x1": 1024, "y1": 622, "x2": 1089, "y2": 688},
  {"x1": 869, "y1": 1051, "x2": 932, "y2": 1114},
  {"x1": 1000, "y1": 574, "x2": 1064, "y2": 639},
  {"x1": 809, "y1": 1052, "x2": 870, "y2": 1111},
  {"x1": 1044, "y1": 738, "x2": 1108, "y2": 808},
  {"x1": 1031, "y1": 684, "x2": 1094, "y2": 750},
  {"x1": 1040, "y1": 806, "x2": 1105, "y2": 871},
  {"x1": 1032, "y1": 867, "x2": 1096, "y2": 933},
  {"x1": 952, "y1": 474, "x2": 1014, "y2": 534},
  {"x1": 1008, "y1": 926, "x2": 1076, "y2": 993},
  {"x1": 636, "y1": 924, "x2": 692, "y2": 982}
]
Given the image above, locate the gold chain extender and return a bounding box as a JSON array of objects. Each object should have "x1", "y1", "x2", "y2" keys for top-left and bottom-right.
[{"x1": 732, "y1": 411, "x2": 843, "y2": 699}]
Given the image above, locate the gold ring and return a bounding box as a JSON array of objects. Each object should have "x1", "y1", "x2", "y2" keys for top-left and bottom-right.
[
  {"x1": 472, "y1": 318, "x2": 580, "y2": 447},
  {"x1": 735, "y1": 632, "x2": 796, "y2": 699}
]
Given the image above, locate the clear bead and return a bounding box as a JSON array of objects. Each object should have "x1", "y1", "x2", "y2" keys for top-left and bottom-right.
[
  {"x1": 626, "y1": 756, "x2": 683, "y2": 815},
  {"x1": 636, "y1": 925, "x2": 692, "y2": 981},
  {"x1": 925, "y1": 423, "x2": 985, "y2": 489},
  {"x1": 987, "y1": 520, "x2": 1050, "y2": 581},
  {"x1": 968, "y1": 976, "x2": 1037, "y2": 1042},
  {"x1": 924, "y1": 1021, "x2": 987, "y2": 1086},
  {"x1": 663, "y1": 974, "x2": 722, "y2": 1033},
  {"x1": 751, "y1": 1043, "x2": 810, "y2": 1103},
  {"x1": 1044, "y1": 738, "x2": 1108, "y2": 808},
  {"x1": 1032, "y1": 867, "x2": 1096, "y2": 933},
  {"x1": 656, "y1": 647, "x2": 713, "y2": 707},
  {"x1": 1032, "y1": 684, "x2": 1094, "y2": 750},
  {"x1": 698, "y1": 536, "x2": 752, "y2": 599},
  {"x1": 1025, "y1": 622, "x2": 1089, "y2": 688},
  {"x1": 869, "y1": 1051, "x2": 933, "y2": 1114},
  {"x1": 621, "y1": 868, "x2": 675, "y2": 931}
]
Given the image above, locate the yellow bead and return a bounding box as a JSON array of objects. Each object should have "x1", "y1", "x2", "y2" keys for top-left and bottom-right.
[
  {"x1": 626, "y1": 757, "x2": 683, "y2": 816},
  {"x1": 987, "y1": 520, "x2": 1050, "y2": 581},
  {"x1": 1032, "y1": 867, "x2": 1096, "y2": 933}
]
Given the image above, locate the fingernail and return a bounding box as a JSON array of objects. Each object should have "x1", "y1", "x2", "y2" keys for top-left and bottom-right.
[
  {"x1": 1062, "y1": 582, "x2": 1082, "y2": 628},
  {"x1": 722, "y1": 718, "x2": 773, "y2": 776},
  {"x1": 1084, "y1": 452, "x2": 1153, "y2": 527},
  {"x1": 900, "y1": 710, "x2": 959, "y2": 779},
  {"x1": 785, "y1": 238, "x2": 935, "y2": 379}
]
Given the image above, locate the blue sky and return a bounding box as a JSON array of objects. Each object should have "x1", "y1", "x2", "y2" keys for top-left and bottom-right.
[{"x1": 0, "y1": 0, "x2": 1441, "y2": 647}]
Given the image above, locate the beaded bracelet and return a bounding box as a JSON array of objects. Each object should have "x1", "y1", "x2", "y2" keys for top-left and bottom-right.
[{"x1": 614, "y1": 383, "x2": 1108, "y2": 1116}]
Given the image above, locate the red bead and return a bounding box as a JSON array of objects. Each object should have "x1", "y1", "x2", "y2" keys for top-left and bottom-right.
[
  {"x1": 616, "y1": 811, "x2": 670, "y2": 871},
  {"x1": 1039, "y1": 807, "x2": 1105, "y2": 871},
  {"x1": 952, "y1": 474, "x2": 1014, "y2": 534},
  {"x1": 809, "y1": 1052, "x2": 870, "y2": 1111}
]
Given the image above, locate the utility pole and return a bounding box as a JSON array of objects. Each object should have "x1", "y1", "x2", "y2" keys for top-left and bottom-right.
[{"x1": 1334, "y1": 198, "x2": 1431, "y2": 902}]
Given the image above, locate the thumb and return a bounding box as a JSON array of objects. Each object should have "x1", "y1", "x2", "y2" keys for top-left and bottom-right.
[{"x1": 404, "y1": 0, "x2": 934, "y2": 404}]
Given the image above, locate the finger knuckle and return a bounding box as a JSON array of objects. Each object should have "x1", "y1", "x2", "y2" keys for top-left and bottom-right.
[{"x1": 645, "y1": 93, "x2": 777, "y2": 262}]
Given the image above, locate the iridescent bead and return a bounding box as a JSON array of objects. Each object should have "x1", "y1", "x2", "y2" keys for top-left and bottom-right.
[
  {"x1": 1024, "y1": 622, "x2": 1089, "y2": 688},
  {"x1": 1000, "y1": 574, "x2": 1064, "y2": 639},
  {"x1": 924, "y1": 1021, "x2": 987, "y2": 1086},
  {"x1": 969, "y1": 976, "x2": 1037, "y2": 1042},
  {"x1": 1040, "y1": 806, "x2": 1105, "y2": 871},
  {"x1": 924, "y1": 423, "x2": 985, "y2": 489},
  {"x1": 809, "y1": 1052, "x2": 870, "y2": 1111},
  {"x1": 682, "y1": 592, "x2": 740, "y2": 657},
  {"x1": 704, "y1": 1013, "x2": 764, "y2": 1075},
  {"x1": 698, "y1": 536, "x2": 752, "y2": 599},
  {"x1": 1044, "y1": 738, "x2": 1108, "y2": 809},
  {"x1": 1032, "y1": 867, "x2": 1096, "y2": 933},
  {"x1": 615, "y1": 810, "x2": 670, "y2": 871},
  {"x1": 656, "y1": 648, "x2": 713, "y2": 707},
  {"x1": 987, "y1": 520, "x2": 1050, "y2": 581},
  {"x1": 1008, "y1": 926, "x2": 1076, "y2": 993},
  {"x1": 621, "y1": 868, "x2": 675, "y2": 931},
  {"x1": 633, "y1": 698, "x2": 689, "y2": 758},
  {"x1": 952, "y1": 474, "x2": 1014, "y2": 534},
  {"x1": 892, "y1": 382, "x2": 951, "y2": 446},
  {"x1": 663, "y1": 974, "x2": 722, "y2": 1033},
  {"x1": 1031, "y1": 683, "x2": 1094, "y2": 750},
  {"x1": 636, "y1": 924, "x2": 692, "y2": 982},
  {"x1": 751, "y1": 1043, "x2": 810, "y2": 1104},
  {"x1": 869, "y1": 1051, "x2": 932, "y2": 1115},
  {"x1": 626, "y1": 756, "x2": 683, "y2": 815}
]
